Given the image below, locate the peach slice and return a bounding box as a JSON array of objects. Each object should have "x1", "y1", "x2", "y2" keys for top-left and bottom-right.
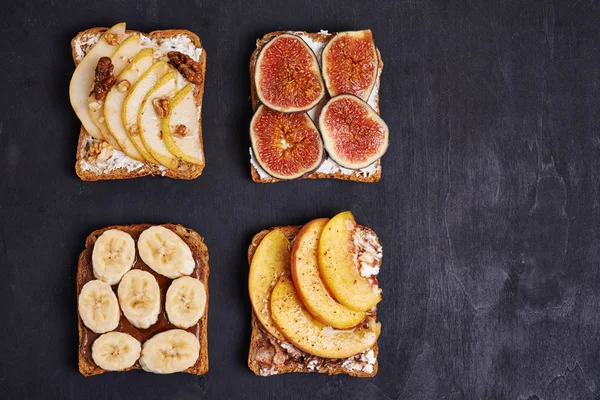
[
  {"x1": 248, "y1": 229, "x2": 290, "y2": 341},
  {"x1": 318, "y1": 211, "x2": 382, "y2": 312},
  {"x1": 291, "y1": 218, "x2": 366, "y2": 329},
  {"x1": 271, "y1": 276, "x2": 380, "y2": 358}
]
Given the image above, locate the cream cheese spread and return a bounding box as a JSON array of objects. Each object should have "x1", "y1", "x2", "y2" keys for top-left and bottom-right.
[
  {"x1": 353, "y1": 227, "x2": 383, "y2": 279},
  {"x1": 341, "y1": 348, "x2": 377, "y2": 373},
  {"x1": 79, "y1": 136, "x2": 145, "y2": 174}
]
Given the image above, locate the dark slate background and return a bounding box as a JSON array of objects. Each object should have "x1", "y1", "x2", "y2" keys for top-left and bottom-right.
[{"x1": 1, "y1": 0, "x2": 599, "y2": 399}]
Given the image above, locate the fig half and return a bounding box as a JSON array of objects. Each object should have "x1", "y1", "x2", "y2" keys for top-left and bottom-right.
[
  {"x1": 322, "y1": 30, "x2": 378, "y2": 101},
  {"x1": 319, "y1": 94, "x2": 388, "y2": 169},
  {"x1": 250, "y1": 105, "x2": 324, "y2": 179},
  {"x1": 254, "y1": 34, "x2": 325, "y2": 113}
]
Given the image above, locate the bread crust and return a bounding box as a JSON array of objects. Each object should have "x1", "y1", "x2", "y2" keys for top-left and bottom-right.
[
  {"x1": 249, "y1": 31, "x2": 384, "y2": 183},
  {"x1": 71, "y1": 27, "x2": 206, "y2": 181},
  {"x1": 247, "y1": 225, "x2": 379, "y2": 377},
  {"x1": 77, "y1": 223, "x2": 209, "y2": 376}
]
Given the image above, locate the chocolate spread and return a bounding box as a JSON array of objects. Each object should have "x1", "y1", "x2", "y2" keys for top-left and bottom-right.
[{"x1": 77, "y1": 226, "x2": 207, "y2": 370}]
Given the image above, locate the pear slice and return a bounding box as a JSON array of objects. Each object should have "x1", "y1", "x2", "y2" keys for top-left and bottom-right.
[
  {"x1": 160, "y1": 85, "x2": 204, "y2": 165},
  {"x1": 271, "y1": 276, "x2": 380, "y2": 359},
  {"x1": 87, "y1": 34, "x2": 143, "y2": 151},
  {"x1": 248, "y1": 229, "x2": 291, "y2": 341},
  {"x1": 69, "y1": 22, "x2": 126, "y2": 141},
  {"x1": 138, "y1": 72, "x2": 180, "y2": 169},
  {"x1": 122, "y1": 61, "x2": 170, "y2": 163},
  {"x1": 104, "y1": 48, "x2": 153, "y2": 161}
]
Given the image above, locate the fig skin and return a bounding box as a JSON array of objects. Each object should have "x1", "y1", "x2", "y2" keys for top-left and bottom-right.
[
  {"x1": 318, "y1": 94, "x2": 388, "y2": 169},
  {"x1": 250, "y1": 105, "x2": 324, "y2": 180},
  {"x1": 321, "y1": 30, "x2": 379, "y2": 102},
  {"x1": 254, "y1": 34, "x2": 326, "y2": 113}
]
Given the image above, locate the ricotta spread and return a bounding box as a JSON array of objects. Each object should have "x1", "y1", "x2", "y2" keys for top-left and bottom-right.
[
  {"x1": 79, "y1": 136, "x2": 145, "y2": 174},
  {"x1": 353, "y1": 227, "x2": 383, "y2": 278}
]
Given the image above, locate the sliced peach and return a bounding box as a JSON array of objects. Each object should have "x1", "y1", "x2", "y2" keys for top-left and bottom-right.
[
  {"x1": 291, "y1": 218, "x2": 366, "y2": 329},
  {"x1": 318, "y1": 211, "x2": 381, "y2": 311},
  {"x1": 248, "y1": 229, "x2": 290, "y2": 341},
  {"x1": 271, "y1": 276, "x2": 380, "y2": 358}
]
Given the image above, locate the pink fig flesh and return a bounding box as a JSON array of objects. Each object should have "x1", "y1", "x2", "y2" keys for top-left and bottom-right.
[
  {"x1": 251, "y1": 105, "x2": 324, "y2": 179},
  {"x1": 319, "y1": 95, "x2": 388, "y2": 169},
  {"x1": 322, "y1": 30, "x2": 378, "y2": 101},
  {"x1": 255, "y1": 34, "x2": 325, "y2": 112}
]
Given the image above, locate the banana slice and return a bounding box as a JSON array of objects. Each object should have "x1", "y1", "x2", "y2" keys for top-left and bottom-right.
[
  {"x1": 91, "y1": 332, "x2": 141, "y2": 371},
  {"x1": 139, "y1": 329, "x2": 200, "y2": 374},
  {"x1": 78, "y1": 280, "x2": 120, "y2": 333},
  {"x1": 165, "y1": 277, "x2": 207, "y2": 329},
  {"x1": 117, "y1": 269, "x2": 161, "y2": 329},
  {"x1": 137, "y1": 226, "x2": 195, "y2": 279},
  {"x1": 92, "y1": 229, "x2": 136, "y2": 285}
]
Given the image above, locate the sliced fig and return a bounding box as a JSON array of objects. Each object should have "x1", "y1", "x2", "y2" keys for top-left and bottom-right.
[
  {"x1": 255, "y1": 34, "x2": 325, "y2": 113},
  {"x1": 319, "y1": 94, "x2": 388, "y2": 169},
  {"x1": 250, "y1": 105, "x2": 324, "y2": 179},
  {"x1": 322, "y1": 30, "x2": 378, "y2": 101}
]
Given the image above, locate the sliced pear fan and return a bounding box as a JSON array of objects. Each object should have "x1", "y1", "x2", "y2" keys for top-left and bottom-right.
[
  {"x1": 89, "y1": 34, "x2": 142, "y2": 151},
  {"x1": 122, "y1": 61, "x2": 170, "y2": 163},
  {"x1": 161, "y1": 85, "x2": 204, "y2": 165},
  {"x1": 69, "y1": 22, "x2": 126, "y2": 141},
  {"x1": 104, "y1": 48, "x2": 154, "y2": 161},
  {"x1": 138, "y1": 72, "x2": 180, "y2": 169}
]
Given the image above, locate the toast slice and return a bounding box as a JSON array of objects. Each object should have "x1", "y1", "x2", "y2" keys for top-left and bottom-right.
[
  {"x1": 247, "y1": 225, "x2": 379, "y2": 377},
  {"x1": 77, "y1": 223, "x2": 209, "y2": 376},
  {"x1": 249, "y1": 30, "x2": 384, "y2": 183},
  {"x1": 71, "y1": 27, "x2": 206, "y2": 181}
]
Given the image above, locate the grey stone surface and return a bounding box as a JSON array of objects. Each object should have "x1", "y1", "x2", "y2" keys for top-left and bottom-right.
[{"x1": 1, "y1": 0, "x2": 599, "y2": 399}]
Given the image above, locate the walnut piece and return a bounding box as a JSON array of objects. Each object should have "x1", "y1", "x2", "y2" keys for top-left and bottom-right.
[
  {"x1": 87, "y1": 141, "x2": 112, "y2": 161},
  {"x1": 152, "y1": 98, "x2": 170, "y2": 118},
  {"x1": 174, "y1": 124, "x2": 189, "y2": 137},
  {"x1": 168, "y1": 51, "x2": 203, "y2": 85},
  {"x1": 88, "y1": 100, "x2": 102, "y2": 112},
  {"x1": 127, "y1": 124, "x2": 140, "y2": 136},
  {"x1": 93, "y1": 57, "x2": 115, "y2": 101},
  {"x1": 105, "y1": 33, "x2": 123, "y2": 46},
  {"x1": 117, "y1": 80, "x2": 131, "y2": 92}
]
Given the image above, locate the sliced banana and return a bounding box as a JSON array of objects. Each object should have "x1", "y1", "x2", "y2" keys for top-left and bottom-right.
[
  {"x1": 165, "y1": 277, "x2": 207, "y2": 329},
  {"x1": 91, "y1": 332, "x2": 141, "y2": 371},
  {"x1": 137, "y1": 226, "x2": 195, "y2": 279},
  {"x1": 92, "y1": 229, "x2": 136, "y2": 285},
  {"x1": 139, "y1": 329, "x2": 200, "y2": 374},
  {"x1": 117, "y1": 269, "x2": 161, "y2": 329},
  {"x1": 78, "y1": 280, "x2": 120, "y2": 333}
]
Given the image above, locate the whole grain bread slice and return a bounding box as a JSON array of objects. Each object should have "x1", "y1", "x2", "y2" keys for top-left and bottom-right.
[
  {"x1": 247, "y1": 225, "x2": 379, "y2": 377},
  {"x1": 249, "y1": 31, "x2": 384, "y2": 183},
  {"x1": 72, "y1": 27, "x2": 206, "y2": 181},
  {"x1": 77, "y1": 223, "x2": 209, "y2": 376}
]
